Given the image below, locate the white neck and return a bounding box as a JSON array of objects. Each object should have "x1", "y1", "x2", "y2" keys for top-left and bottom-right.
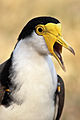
[{"x1": 10, "y1": 38, "x2": 57, "y2": 120}]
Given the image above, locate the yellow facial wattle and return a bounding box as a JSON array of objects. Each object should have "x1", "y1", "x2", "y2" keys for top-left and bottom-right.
[{"x1": 35, "y1": 23, "x2": 75, "y2": 71}]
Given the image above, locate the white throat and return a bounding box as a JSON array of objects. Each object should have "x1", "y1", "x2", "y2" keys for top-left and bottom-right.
[{"x1": 9, "y1": 35, "x2": 57, "y2": 120}]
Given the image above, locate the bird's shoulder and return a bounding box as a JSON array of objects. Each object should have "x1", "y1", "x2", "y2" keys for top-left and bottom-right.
[
  {"x1": 54, "y1": 74, "x2": 65, "y2": 120},
  {"x1": 0, "y1": 58, "x2": 12, "y2": 106},
  {"x1": 0, "y1": 60, "x2": 8, "y2": 73},
  {"x1": 0, "y1": 58, "x2": 12, "y2": 84}
]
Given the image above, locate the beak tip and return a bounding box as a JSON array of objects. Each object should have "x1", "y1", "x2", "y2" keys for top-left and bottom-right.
[
  {"x1": 68, "y1": 46, "x2": 75, "y2": 56},
  {"x1": 73, "y1": 50, "x2": 75, "y2": 56},
  {"x1": 62, "y1": 65, "x2": 66, "y2": 72}
]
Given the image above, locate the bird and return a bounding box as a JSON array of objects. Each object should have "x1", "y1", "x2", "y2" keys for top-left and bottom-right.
[{"x1": 0, "y1": 16, "x2": 75, "y2": 120}]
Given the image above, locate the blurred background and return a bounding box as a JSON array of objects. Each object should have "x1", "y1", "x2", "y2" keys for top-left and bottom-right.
[{"x1": 0, "y1": 0, "x2": 80, "y2": 119}]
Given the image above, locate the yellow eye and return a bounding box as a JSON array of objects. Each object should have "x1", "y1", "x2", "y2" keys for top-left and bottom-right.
[{"x1": 35, "y1": 25, "x2": 45, "y2": 35}]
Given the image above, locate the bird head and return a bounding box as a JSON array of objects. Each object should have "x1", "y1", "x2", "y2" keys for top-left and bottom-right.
[{"x1": 18, "y1": 16, "x2": 75, "y2": 71}]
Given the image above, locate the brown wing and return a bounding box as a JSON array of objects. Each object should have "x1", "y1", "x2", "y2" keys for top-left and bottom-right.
[
  {"x1": 54, "y1": 75, "x2": 65, "y2": 120},
  {"x1": 0, "y1": 84, "x2": 5, "y2": 104},
  {"x1": 0, "y1": 60, "x2": 10, "y2": 104}
]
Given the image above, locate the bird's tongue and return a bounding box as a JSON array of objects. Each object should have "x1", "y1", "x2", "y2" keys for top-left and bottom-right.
[
  {"x1": 54, "y1": 50, "x2": 63, "y2": 65},
  {"x1": 53, "y1": 42, "x2": 65, "y2": 71},
  {"x1": 53, "y1": 42, "x2": 63, "y2": 62}
]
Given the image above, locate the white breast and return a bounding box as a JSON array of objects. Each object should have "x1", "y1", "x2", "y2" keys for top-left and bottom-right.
[{"x1": 0, "y1": 39, "x2": 57, "y2": 120}]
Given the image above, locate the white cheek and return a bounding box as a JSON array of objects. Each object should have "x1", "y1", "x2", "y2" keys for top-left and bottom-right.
[{"x1": 31, "y1": 32, "x2": 49, "y2": 54}]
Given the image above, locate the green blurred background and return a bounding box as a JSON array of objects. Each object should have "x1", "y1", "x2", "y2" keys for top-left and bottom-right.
[{"x1": 0, "y1": 0, "x2": 80, "y2": 119}]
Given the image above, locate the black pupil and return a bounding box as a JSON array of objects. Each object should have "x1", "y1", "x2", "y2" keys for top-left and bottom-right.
[{"x1": 38, "y1": 28, "x2": 43, "y2": 32}]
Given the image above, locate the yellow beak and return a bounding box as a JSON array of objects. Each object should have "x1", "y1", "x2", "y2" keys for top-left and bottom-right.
[{"x1": 42, "y1": 23, "x2": 75, "y2": 71}]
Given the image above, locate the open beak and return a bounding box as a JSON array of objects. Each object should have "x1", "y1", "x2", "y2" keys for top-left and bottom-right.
[
  {"x1": 43, "y1": 23, "x2": 75, "y2": 71},
  {"x1": 53, "y1": 36, "x2": 75, "y2": 71}
]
